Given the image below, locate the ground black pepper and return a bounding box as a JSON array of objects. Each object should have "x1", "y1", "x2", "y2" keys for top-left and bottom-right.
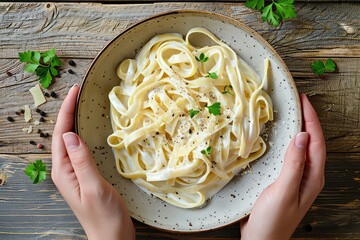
[
  {"x1": 6, "y1": 71, "x2": 13, "y2": 77},
  {"x1": 40, "y1": 111, "x2": 46, "y2": 117},
  {"x1": 39, "y1": 117, "x2": 46, "y2": 122},
  {"x1": 19, "y1": 109, "x2": 25, "y2": 114},
  {"x1": 15, "y1": 112, "x2": 21, "y2": 116}
]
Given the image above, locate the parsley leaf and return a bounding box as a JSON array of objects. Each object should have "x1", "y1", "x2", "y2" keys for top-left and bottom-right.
[
  {"x1": 222, "y1": 85, "x2": 234, "y2": 94},
  {"x1": 310, "y1": 58, "x2": 336, "y2": 75},
  {"x1": 201, "y1": 146, "x2": 212, "y2": 157},
  {"x1": 245, "y1": 0, "x2": 264, "y2": 10},
  {"x1": 325, "y1": 58, "x2": 336, "y2": 72},
  {"x1": 310, "y1": 61, "x2": 326, "y2": 75},
  {"x1": 246, "y1": 0, "x2": 296, "y2": 27},
  {"x1": 195, "y1": 53, "x2": 209, "y2": 63},
  {"x1": 206, "y1": 72, "x2": 218, "y2": 79},
  {"x1": 189, "y1": 109, "x2": 200, "y2": 118},
  {"x1": 261, "y1": 3, "x2": 280, "y2": 27},
  {"x1": 274, "y1": 0, "x2": 296, "y2": 20},
  {"x1": 206, "y1": 102, "x2": 221, "y2": 116},
  {"x1": 18, "y1": 48, "x2": 62, "y2": 89},
  {"x1": 24, "y1": 160, "x2": 47, "y2": 184}
]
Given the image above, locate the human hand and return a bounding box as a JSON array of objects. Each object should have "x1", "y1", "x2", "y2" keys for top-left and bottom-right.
[
  {"x1": 51, "y1": 85, "x2": 135, "y2": 240},
  {"x1": 240, "y1": 94, "x2": 326, "y2": 240}
]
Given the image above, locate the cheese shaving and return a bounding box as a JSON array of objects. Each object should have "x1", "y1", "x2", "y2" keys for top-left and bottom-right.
[
  {"x1": 29, "y1": 84, "x2": 46, "y2": 107},
  {"x1": 24, "y1": 105, "x2": 31, "y2": 122}
]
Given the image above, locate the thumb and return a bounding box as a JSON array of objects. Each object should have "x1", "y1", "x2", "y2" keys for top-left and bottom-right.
[
  {"x1": 63, "y1": 132, "x2": 102, "y2": 188},
  {"x1": 276, "y1": 132, "x2": 309, "y2": 196}
]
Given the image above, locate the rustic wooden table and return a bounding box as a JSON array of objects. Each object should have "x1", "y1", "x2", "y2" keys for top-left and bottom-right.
[{"x1": 0, "y1": 1, "x2": 359, "y2": 239}]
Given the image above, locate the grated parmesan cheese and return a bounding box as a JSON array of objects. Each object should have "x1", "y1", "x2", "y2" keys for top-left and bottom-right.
[{"x1": 29, "y1": 84, "x2": 46, "y2": 107}]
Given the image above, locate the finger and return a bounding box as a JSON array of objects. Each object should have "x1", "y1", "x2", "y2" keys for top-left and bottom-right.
[
  {"x1": 300, "y1": 94, "x2": 326, "y2": 199},
  {"x1": 63, "y1": 132, "x2": 102, "y2": 190},
  {"x1": 52, "y1": 84, "x2": 80, "y2": 171},
  {"x1": 276, "y1": 132, "x2": 309, "y2": 197},
  {"x1": 301, "y1": 94, "x2": 326, "y2": 173}
]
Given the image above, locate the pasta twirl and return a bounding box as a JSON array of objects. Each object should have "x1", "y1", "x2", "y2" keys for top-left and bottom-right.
[{"x1": 107, "y1": 27, "x2": 273, "y2": 208}]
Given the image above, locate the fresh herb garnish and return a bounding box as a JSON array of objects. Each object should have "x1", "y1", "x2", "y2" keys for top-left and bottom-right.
[
  {"x1": 222, "y1": 85, "x2": 233, "y2": 94},
  {"x1": 195, "y1": 53, "x2": 209, "y2": 63},
  {"x1": 206, "y1": 72, "x2": 218, "y2": 79},
  {"x1": 310, "y1": 58, "x2": 336, "y2": 76},
  {"x1": 189, "y1": 109, "x2": 200, "y2": 118},
  {"x1": 24, "y1": 159, "x2": 47, "y2": 184},
  {"x1": 18, "y1": 49, "x2": 62, "y2": 89},
  {"x1": 245, "y1": 0, "x2": 296, "y2": 27},
  {"x1": 201, "y1": 146, "x2": 212, "y2": 157},
  {"x1": 206, "y1": 102, "x2": 221, "y2": 116}
]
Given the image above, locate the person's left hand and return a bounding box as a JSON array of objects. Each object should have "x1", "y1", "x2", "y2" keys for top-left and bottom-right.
[{"x1": 51, "y1": 84, "x2": 135, "y2": 240}]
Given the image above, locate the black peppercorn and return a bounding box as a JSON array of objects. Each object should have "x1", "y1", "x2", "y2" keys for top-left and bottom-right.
[
  {"x1": 44, "y1": 133, "x2": 49, "y2": 138},
  {"x1": 19, "y1": 109, "x2": 25, "y2": 114},
  {"x1": 29, "y1": 140, "x2": 36, "y2": 145},
  {"x1": 6, "y1": 71, "x2": 13, "y2": 77},
  {"x1": 36, "y1": 108, "x2": 41, "y2": 113},
  {"x1": 50, "y1": 91, "x2": 57, "y2": 98},
  {"x1": 15, "y1": 112, "x2": 21, "y2": 116},
  {"x1": 40, "y1": 111, "x2": 46, "y2": 117},
  {"x1": 7, "y1": 116, "x2": 14, "y2": 122},
  {"x1": 68, "y1": 60, "x2": 76, "y2": 67},
  {"x1": 44, "y1": 92, "x2": 50, "y2": 97},
  {"x1": 68, "y1": 69, "x2": 75, "y2": 74},
  {"x1": 40, "y1": 132, "x2": 45, "y2": 138},
  {"x1": 39, "y1": 117, "x2": 46, "y2": 122}
]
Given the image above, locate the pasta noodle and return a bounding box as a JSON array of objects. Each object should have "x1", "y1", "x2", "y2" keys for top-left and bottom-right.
[{"x1": 107, "y1": 27, "x2": 273, "y2": 208}]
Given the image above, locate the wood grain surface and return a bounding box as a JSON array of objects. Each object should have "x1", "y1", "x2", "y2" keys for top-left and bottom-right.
[{"x1": 0, "y1": 2, "x2": 359, "y2": 240}]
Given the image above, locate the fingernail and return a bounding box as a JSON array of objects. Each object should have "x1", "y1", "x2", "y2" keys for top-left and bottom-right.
[
  {"x1": 63, "y1": 132, "x2": 80, "y2": 149},
  {"x1": 71, "y1": 83, "x2": 79, "y2": 89},
  {"x1": 295, "y1": 132, "x2": 308, "y2": 149}
]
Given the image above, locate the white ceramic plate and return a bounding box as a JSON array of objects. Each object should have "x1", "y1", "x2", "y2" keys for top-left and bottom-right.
[{"x1": 76, "y1": 10, "x2": 301, "y2": 232}]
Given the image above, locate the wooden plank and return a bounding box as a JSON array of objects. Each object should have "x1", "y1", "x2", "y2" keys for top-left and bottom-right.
[
  {"x1": 7, "y1": 0, "x2": 358, "y2": 2},
  {"x1": 0, "y1": 152, "x2": 359, "y2": 239},
  {"x1": 1, "y1": 56, "x2": 359, "y2": 153},
  {"x1": 0, "y1": 2, "x2": 359, "y2": 59}
]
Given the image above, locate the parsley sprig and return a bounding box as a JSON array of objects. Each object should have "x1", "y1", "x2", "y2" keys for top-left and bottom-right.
[
  {"x1": 189, "y1": 109, "x2": 200, "y2": 118},
  {"x1": 19, "y1": 49, "x2": 62, "y2": 88},
  {"x1": 206, "y1": 72, "x2": 218, "y2": 79},
  {"x1": 24, "y1": 160, "x2": 47, "y2": 184},
  {"x1": 207, "y1": 102, "x2": 221, "y2": 116},
  {"x1": 310, "y1": 58, "x2": 336, "y2": 76},
  {"x1": 195, "y1": 53, "x2": 209, "y2": 63},
  {"x1": 245, "y1": 0, "x2": 296, "y2": 27},
  {"x1": 201, "y1": 146, "x2": 212, "y2": 157}
]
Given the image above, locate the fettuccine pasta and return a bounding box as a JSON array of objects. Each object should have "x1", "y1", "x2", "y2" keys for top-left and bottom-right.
[{"x1": 108, "y1": 27, "x2": 273, "y2": 208}]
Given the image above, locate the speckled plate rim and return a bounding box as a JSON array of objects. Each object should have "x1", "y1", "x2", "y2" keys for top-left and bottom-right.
[{"x1": 75, "y1": 10, "x2": 302, "y2": 232}]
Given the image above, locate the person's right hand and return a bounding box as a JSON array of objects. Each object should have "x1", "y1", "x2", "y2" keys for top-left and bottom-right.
[
  {"x1": 240, "y1": 94, "x2": 326, "y2": 240},
  {"x1": 51, "y1": 85, "x2": 135, "y2": 240}
]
